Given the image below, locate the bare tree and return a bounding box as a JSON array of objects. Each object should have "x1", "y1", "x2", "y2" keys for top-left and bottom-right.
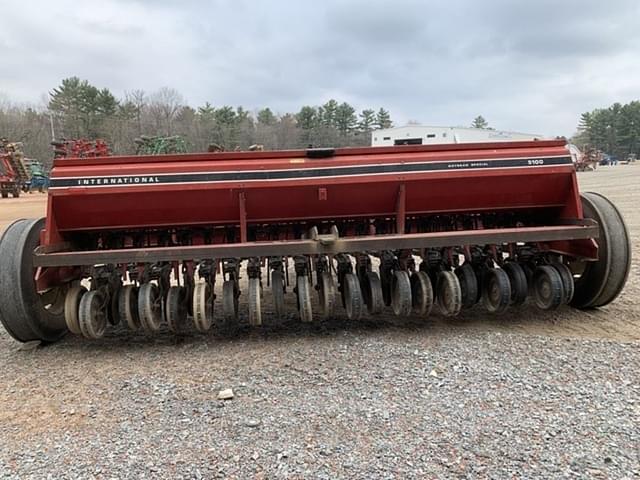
[{"x1": 148, "y1": 87, "x2": 184, "y2": 135}]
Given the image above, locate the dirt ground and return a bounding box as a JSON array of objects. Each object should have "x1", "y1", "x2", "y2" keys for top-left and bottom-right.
[{"x1": 0, "y1": 166, "x2": 637, "y2": 342}]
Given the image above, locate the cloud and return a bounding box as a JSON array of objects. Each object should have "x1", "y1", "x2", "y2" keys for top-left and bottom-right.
[{"x1": 1, "y1": 0, "x2": 638, "y2": 136}]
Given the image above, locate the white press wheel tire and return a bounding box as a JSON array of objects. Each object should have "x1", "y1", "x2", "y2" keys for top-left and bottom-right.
[
  {"x1": 64, "y1": 285, "x2": 87, "y2": 335},
  {"x1": 248, "y1": 278, "x2": 262, "y2": 326},
  {"x1": 193, "y1": 282, "x2": 213, "y2": 332}
]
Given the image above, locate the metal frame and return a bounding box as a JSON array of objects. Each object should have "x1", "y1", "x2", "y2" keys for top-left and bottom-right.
[{"x1": 33, "y1": 221, "x2": 598, "y2": 267}]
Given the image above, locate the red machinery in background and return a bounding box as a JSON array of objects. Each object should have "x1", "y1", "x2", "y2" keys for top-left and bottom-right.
[
  {"x1": 0, "y1": 140, "x2": 29, "y2": 198},
  {"x1": 51, "y1": 138, "x2": 110, "y2": 159},
  {"x1": 0, "y1": 139, "x2": 631, "y2": 343}
]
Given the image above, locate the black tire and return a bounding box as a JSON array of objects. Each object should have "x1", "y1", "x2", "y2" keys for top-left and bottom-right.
[
  {"x1": 551, "y1": 262, "x2": 574, "y2": 304},
  {"x1": 271, "y1": 270, "x2": 285, "y2": 318},
  {"x1": 119, "y1": 285, "x2": 140, "y2": 330},
  {"x1": 248, "y1": 278, "x2": 262, "y2": 326},
  {"x1": 411, "y1": 271, "x2": 434, "y2": 316},
  {"x1": 64, "y1": 285, "x2": 87, "y2": 335},
  {"x1": 296, "y1": 276, "x2": 313, "y2": 322},
  {"x1": 166, "y1": 286, "x2": 188, "y2": 332},
  {"x1": 455, "y1": 263, "x2": 479, "y2": 309},
  {"x1": 342, "y1": 273, "x2": 364, "y2": 320},
  {"x1": 78, "y1": 290, "x2": 108, "y2": 339},
  {"x1": 482, "y1": 268, "x2": 511, "y2": 313},
  {"x1": 391, "y1": 271, "x2": 412, "y2": 316},
  {"x1": 0, "y1": 218, "x2": 67, "y2": 343},
  {"x1": 532, "y1": 266, "x2": 565, "y2": 311},
  {"x1": 571, "y1": 192, "x2": 632, "y2": 308},
  {"x1": 222, "y1": 280, "x2": 238, "y2": 322},
  {"x1": 318, "y1": 271, "x2": 336, "y2": 319},
  {"x1": 138, "y1": 283, "x2": 163, "y2": 332},
  {"x1": 1, "y1": 192, "x2": 7, "y2": 198},
  {"x1": 437, "y1": 271, "x2": 462, "y2": 317},
  {"x1": 361, "y1": 271, "x2": 384, "y2": 314},
  {"x1": 502, "y1": 262, "x2": 528, "y2": 306}
]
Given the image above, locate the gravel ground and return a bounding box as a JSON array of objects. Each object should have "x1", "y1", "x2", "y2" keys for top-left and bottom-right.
[{"x1": 0, "y1": 166, "x2": 639, "y2": 478}]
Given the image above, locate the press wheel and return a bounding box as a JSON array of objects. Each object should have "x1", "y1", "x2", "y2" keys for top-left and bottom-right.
[
  {"x1": 296, "y1": 276, "x2": 313, "y2": 322},
  {"x1": 391, "y1": 271, "x2": 412, "y2": 316},
  {"x1": 78, "y1": 290, "x2": 108, "y2": 339},
  {"x1": 64, "y1": 285, "x2": 87, "y2": 335},
  {"x1": 166, "y1": 286, "x2": 188, "y2": 332},
  {"x1": 411, "y1": 271, "x2": 434, "y2": 316},
  {"x1": 502, "y1": 262, "x2": 528, "y2": 306},
  {"x1": 532, "y1": 266, "x2": 564, "y2": 310},
  {"x1": 118, "y1": 285, "x2": 140, "y2": 330},
  {"x1": 551, "y1": 262, "x2": 574, "y2": 304},
  {"x1": 248, "y1": 278, "x2": 262, "y2": 326},
  {"x1": 361, "y1": 271, "x2": 384, "y2": 314},
  {"x1": 482, "y1": 268, "x2": 511, "y2": 313},
  {"x1": 318, "y1": 271, "x2": 337, "y2": 319},
  {"x1": 455, "y1": 263, "x2": 478, "y2": 309},
  {"x1": 222, "y1": 280, "x2": 239, "y2": 322},
  {"x1": 437, "y1": 271, "x2": 462, "y2": 316},
  {"x1": 138, "y1": 283, "x2": 164, "y2": 332},
  {"x1": 339, "y1": 273, "x2": 362, "y2": 320},
  {"x1": 193, "y1": 282, "x2": 213, "y2": 332},
  {"x1": 271, "y1": 270, "x2": 286, "y2": 318}
]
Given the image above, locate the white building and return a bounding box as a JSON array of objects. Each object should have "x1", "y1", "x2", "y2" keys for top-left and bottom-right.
[{"x1": 371, "y1": 125, "x2": 546, "y2": 147}]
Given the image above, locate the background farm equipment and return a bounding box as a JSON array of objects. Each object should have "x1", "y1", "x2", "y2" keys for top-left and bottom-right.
[
  {"x1": 51, "y1": 138, "x2": 110, "y2": 159},
  {"x1": 134, "y1": 135, "x2": 187, "y2": 155},
  {"x1": 575, "y1": 147, "x2": 603, "y2": 171},
  {"x1": 0, "y1": 140, "x2": 631, "y2": 343},
  {"x1": 0, "y1": 139, "x2": 30, "y2": 198}
]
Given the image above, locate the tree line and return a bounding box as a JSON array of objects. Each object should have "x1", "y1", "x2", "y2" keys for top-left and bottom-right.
[
  {"x1": 573, "y1": 101, "x2": 640, "y2": 158},
  {"x1": 0, "y1": 77, "x2": 394, "y2": 167}
]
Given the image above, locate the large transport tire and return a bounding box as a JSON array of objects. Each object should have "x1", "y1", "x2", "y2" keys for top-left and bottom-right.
[
  {"x1": 0, "y1": 218, "x2": 67, "y2": 343},
  {"x1": 571, "y1": 192, "x2": 632, "y2": 309}
]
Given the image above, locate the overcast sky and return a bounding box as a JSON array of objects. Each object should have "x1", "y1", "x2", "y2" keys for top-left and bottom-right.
[{"x1": 1, "y1": 0, "x2": 639, "y2": 136}]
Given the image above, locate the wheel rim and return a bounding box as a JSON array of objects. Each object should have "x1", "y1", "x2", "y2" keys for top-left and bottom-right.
[
  {"x1": 533, "y1": 266, "x2": 564, "y2": 310},
  {"x1": 139, "y1": 283, "x2": 163, "y2": 332}
]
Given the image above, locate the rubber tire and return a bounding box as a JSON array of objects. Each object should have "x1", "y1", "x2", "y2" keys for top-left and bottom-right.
[
  {"x1": 64, "y1": 285, "x2": 87, "y2": 335},
  {"x1": 318, "y1": 271, "x2": 336, "y2": 320},
  {"x1": 455, "y1": 263, "x2": 479, "y2": 309},
  {"x1": 551, "y1": 262, "x2": 574, "y2": 304},
  {"x1": 482, "y1": 268, "x2": 511, "y2": 313},
  {"x1": 411, "y1": 271, "x2": 434, "y2": 317},
  {"x1": 271, "y1": 270, "x2": 285, "y2": 318},
  {"x1": 361, "y1": 271, "x2": 384, "y2": 314},
  {"x1": 437, "y1": 271, "x2": 462, "y2": 317},
  {"x1": 571, "y1": 192, "x2": 631, "y2": 308},
  {"x1": 502, "y1": 262, "x2": 528, "y2": 306},
  {"x1": 296, "y1": 276, "x2": 313, "y2": 322},
  {"x1": 78, "y1": 290, "x2": 107, "y2": 339},
  {"x1": 119, "y1": 285, "x2": 140, "y2": 330},
  {"x1": 391, "y1": 271, "x2": 412, "y2": 316},
  {"x1": 248, "y1": 278, "x2": 262, "y2": 326},
  {"x1": 222, "y1": 280, "x2": 238, "y2": 322},
  {"x1": 193, "y1": 282, "x2": 213, "y2": 332},
  {"x1": 0, "y1": 218, "x2": 67, "y2": 343},
  {"x1": 532, "y1": 266, "x2": 565, "y2": 311},
  {"x1": 341, "y1": 273, "x2": 363, "y2": 320},
  {"x1": 138, "y1": 283, "x2": 163, "y2": 332},
  {"x1": 166, "y1": 286, "x2": 188, "y2": 332}
]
